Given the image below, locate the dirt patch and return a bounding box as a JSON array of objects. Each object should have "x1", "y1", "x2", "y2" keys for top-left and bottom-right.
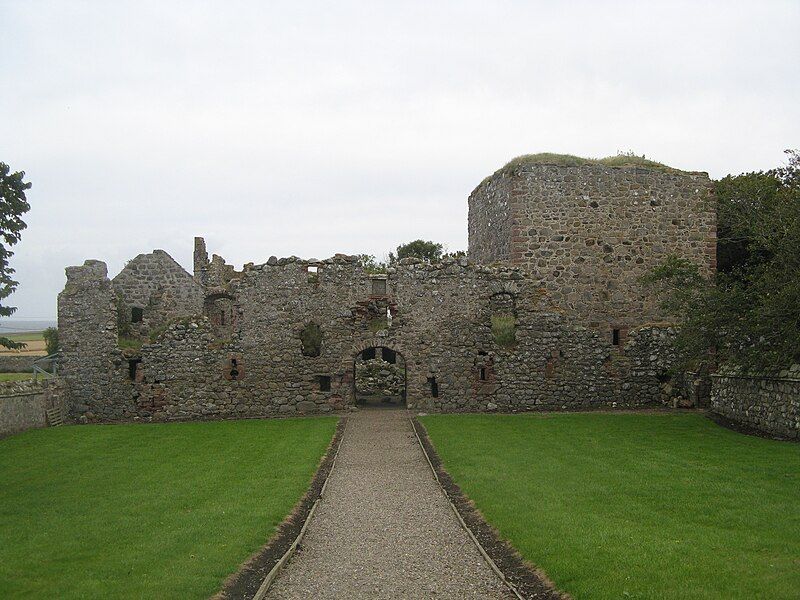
[
  {"x1": 412, "y1": 417, "x2": 567, "y2": 600},
  {"x1": 215, "y1": 417, "x2": 347, "y2": 599}
]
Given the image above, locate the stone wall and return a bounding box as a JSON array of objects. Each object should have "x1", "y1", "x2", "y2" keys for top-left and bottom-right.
[
  {"x1": 0, "y1": 355, "x2": 37, "y2": 373},
  {"x1": 59, "y1": 251, "x2": 683, "y2": 422},
  {"x1": 0, "y1": 379, "x2": 66, "y2": 437},
  {"x1": 711, "y1": 368, "x2": 800, "y2": 440},
  {"x1": 58, "y1": 260, "x2": 134, "y2": 421},
  {"x1": 112, "y1": 249, "x2": 203, "y2": 334},
  {"x1": 468, "y1": 162, "x2": 716, "y2": 333}
]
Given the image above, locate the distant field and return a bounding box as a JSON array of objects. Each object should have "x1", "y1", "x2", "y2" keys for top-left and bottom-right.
[
  {"x1": 3, "y1": 331, "x2": 44, "y2": 342},
  {"x1": 0, "y1": 331, "x2": 46, "y2": 355}
]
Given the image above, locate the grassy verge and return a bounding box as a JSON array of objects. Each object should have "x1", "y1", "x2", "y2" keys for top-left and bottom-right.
[
  {"x1": 420, "y1": 412, "x2": 800, "y2": 599},
  {"x1": 0, "y1": 417, "x2": 337, "y2": 598},
  {"x1": 0, "y1": 372, "x2": 33, "y2": 381}
]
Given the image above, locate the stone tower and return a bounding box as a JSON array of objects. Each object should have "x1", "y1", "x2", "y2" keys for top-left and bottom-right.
[{"x1": 468, "y1": 156, "x2": 716, "y2": 334}]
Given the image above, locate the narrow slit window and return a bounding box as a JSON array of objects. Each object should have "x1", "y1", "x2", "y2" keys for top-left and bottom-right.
[
  {"x1": 427, "y1": 376, "x2": 439, "y2": 398},
  {"x1": 127, "y1": 358, "x2": 141, "y2": 380},
  {"x1": 479, "y1": 367, "x2": 487, "y2": 381},
  {"x1": 612, "y1": 328, "x2": 621, "y2": 346}
]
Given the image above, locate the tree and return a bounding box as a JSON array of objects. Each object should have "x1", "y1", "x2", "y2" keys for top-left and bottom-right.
[
  {"x1": 43, "y1": 327, "x2": 59, "y2": 355},
  {"x1": 390, "y1": 240, "x2": 443, "y2": 264},
  {"x1": 0, "y1": 163, "x2": 31, "y2": 350},
  {"x1": 645, "y1": 150, "x2": 800, "y2": 372},
  {"x1": 355, "y1": 254, "x2": 387, "y2": 274}
]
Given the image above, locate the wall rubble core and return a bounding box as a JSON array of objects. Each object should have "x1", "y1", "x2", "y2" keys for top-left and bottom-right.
[{"x1": 58, "y1": 158, "x2": 721, "y2": 424}]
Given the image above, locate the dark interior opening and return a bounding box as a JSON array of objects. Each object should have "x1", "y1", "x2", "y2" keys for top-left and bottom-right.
[
  {"x1": 318, "y1": 375, "x2": 331, "y2": 391},
  {"x1": 131, "y1": 307, "x2": 143, "y2": 323},
  {"x1": 382, "y1": 347, "x2": 396, "y2": 364},
  {"x1": 127, "y1": 358, "x2": 141, "y2": 380},
  {"x1": 479, "y1": 367, "x2": 487, "y2": 381},
  {"x1": 612, "y1": 328, "x2": 621, "y2": 346},
  {"x1": 427, "y1": 376, "x2": 439, "y2": 398},
  {"x1": 362, "y1": 347, "x2": 376, "y2": 360},
  {"x1": 229, "y1": 358, "x2": 240, "y2": 379}
]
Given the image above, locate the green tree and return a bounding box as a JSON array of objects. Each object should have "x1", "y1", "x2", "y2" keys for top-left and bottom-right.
[
  {"x1": 355, "y1": 254, "x2": 387, "y2": 274},
  {"x1": 0, "y1": 163, "x2": 32, "y2": 350},
  {"x1": 43, "y1": 327, "x2": 59, "y2": 355},
  {"x1": 645, "y1": 150, "x2": 800, "y2": 372},
  {"x1": 390, "y1": 239, "x2": 443, "y2": 264}
]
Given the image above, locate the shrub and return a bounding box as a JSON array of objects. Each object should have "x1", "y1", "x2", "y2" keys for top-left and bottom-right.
[{"x1": 42, "y1": 327, "x2": 59, "y2": 355}]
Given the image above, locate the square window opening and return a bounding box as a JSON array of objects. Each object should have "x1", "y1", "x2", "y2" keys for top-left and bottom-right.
[
  {"x1": 131, "y1": 307, "x2": 143, "y2": 323},
  {"x1": 371, "y1": 279, "x2": 387, "y2": 295},
  {"x1": 318, "y1": 375, "x2": 331, "y2": 392}
]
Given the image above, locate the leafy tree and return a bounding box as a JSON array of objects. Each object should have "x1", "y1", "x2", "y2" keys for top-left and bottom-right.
[
  {"x1": 645, "y1": 150, "x2": 800, "y2": 372},
  {"x1": 43, "y1": 327, "x2": 59, "y2": 355},
  {"x1": 389, "y1": 240, "x2": 443, "y2": 264},
  {"x1": 0, "y1": 163, "x2": 31, "y2": 350},
  {"x1": 355, "y1": 254, "x2": 387, "y2": 274}
]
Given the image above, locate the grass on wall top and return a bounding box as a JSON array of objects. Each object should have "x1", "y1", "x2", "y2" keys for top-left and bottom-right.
[{"x1": 478, "y1": 152, "x2": 697, "y2": 187}]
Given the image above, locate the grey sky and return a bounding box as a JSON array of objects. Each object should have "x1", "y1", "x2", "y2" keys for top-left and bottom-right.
[{"x1": 1, "y1": 0, "x2": 798, "y2": 319}]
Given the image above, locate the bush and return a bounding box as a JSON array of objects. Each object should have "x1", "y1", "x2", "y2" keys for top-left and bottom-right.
[{"x1": 42, "y1": 327, "x2": 59, "y2": 355}]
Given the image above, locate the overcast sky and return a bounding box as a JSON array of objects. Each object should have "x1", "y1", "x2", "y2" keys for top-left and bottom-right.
[{"x1": 1, "y1": 0, "x2": 798, "y2": 319}]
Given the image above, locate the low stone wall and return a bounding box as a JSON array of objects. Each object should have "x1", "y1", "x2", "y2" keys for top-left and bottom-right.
[
  {"x1": 711, "y1": 368, "x2": 800, "y2": 440},
  {"x1": 0, "y1": 355, "x2": 38, "y2": 373},
  {"x1": 0, "y1": 379, "x2": 66, "y2": 438}
]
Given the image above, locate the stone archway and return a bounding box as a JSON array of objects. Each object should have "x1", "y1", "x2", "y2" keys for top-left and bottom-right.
[
  {"x1": 352, "y1": 346, "x2": 407, "y2": 408},
  {"x1": 341, "y1": 340, "x2": 413, "y2": 408}
]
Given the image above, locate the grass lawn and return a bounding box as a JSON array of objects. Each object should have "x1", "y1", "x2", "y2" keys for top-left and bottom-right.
[
  {"x1": 421, "y1": 412, "x2": 800, "y2": 599},
  {"x1": 0, "y1": 417, "x2": 337, "y2": 598},
  {"x1": 0, "y1": 372, "x2": 33, "y2": 381}
]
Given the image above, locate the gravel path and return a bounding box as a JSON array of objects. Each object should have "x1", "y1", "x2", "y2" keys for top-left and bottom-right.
[{"x1": 265, "y1": 409, "x2": 514, "y2": 599}]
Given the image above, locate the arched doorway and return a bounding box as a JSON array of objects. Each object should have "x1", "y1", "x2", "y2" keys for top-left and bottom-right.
[{"x1": 353, "y1": 346, "x2": 407, "y2": 408}]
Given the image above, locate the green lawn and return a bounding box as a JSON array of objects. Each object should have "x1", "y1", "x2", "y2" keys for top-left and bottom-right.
[
  {"x1": 421, "y1": 413, "x2": 800, "y2": 599},
  {"x1": 0, "y1": 418, "x2": 337, "y2": 598},
  {"x1": 0, "y1": 372, "x2": 33, "y2": 381}
]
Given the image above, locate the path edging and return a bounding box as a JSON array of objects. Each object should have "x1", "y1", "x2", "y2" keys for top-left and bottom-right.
[
  {"x1": 253, "y1": 416, "x2": 348, "y2": 599},
  {"x1": 217, "y1": 416, "x2": 348, "y2": 599},
  {"x1": 410, "y1": 416, "x2": 567, "y2": 600}
]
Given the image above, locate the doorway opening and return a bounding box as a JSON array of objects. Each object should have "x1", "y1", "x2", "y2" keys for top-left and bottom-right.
[{"x1": 353, "y1": 346, "x2": 407, "y2": 408}]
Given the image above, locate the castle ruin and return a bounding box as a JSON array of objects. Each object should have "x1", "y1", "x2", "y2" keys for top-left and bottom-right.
[{"x1": 58, "y1": 155, "x2": 716, "y2": 422}]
